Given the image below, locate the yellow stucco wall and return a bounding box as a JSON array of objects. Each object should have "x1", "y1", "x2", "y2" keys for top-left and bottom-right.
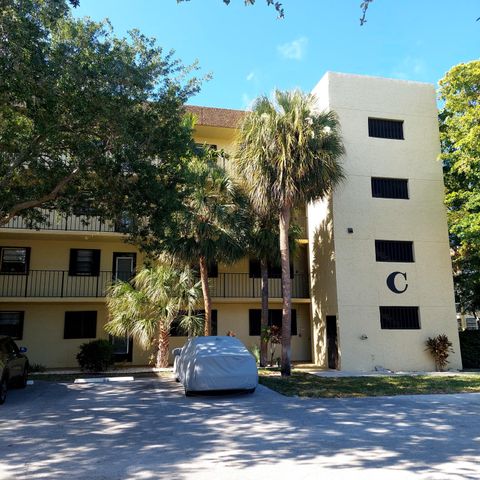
[
  {"x1": 308, "y1": 72, "x2": 462, "y2": 371},
  {"x1": 3, "y1": 301, "x2": 311, "y2": 368}
]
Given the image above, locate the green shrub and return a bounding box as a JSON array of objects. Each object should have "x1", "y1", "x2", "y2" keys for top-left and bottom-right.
[
  {"x1": 29, "y1": 363, "x2": 47, "y2": 373},
  {"x1": 459, "y1": 330, "x2": 480, "y2": 369},
  {"x1": 76, "y1": 340, "x2": 115, "y2": 372},
  {"x1": 425, "y1": 334, "x2": 454, "y2": 371}
]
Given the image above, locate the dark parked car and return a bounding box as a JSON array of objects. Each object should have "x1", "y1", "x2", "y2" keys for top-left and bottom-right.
[{"x1": 0, "y1": 336, "x2": 29, "y2": 404}]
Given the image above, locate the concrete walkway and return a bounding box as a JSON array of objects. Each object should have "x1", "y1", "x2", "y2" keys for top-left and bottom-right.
[{"x1": 1, "y1": 377, "x2": 480, "y2": 479}]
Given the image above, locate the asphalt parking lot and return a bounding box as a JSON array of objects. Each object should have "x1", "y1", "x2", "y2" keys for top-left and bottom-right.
[{"x1": 1, "y1": 377, "x2": 479, "y2": 479}]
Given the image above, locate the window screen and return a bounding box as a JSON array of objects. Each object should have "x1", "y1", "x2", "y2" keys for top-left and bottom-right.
[
  {"x1": 368, "y1": 118, "x2": 404, "y2": 140},
  {"x1": 375, "y1": 240, "x2": 414, "y2": 262},
  {"x1": 0, "y1": 247, "x2": 30, "y2": 274},
  {"x1": 380, "y1": 306, "x2": 420, "y2": 329},
  {"x1": 64, "y1": 311, "x2": 97, "y2": 339},
  {"x1": 0, "y1": 311, "x2": 24, "y2": 339},
  {"x1": 69, "y1": 249, "x2": 101, "y2": 276},
  {"x1": 371, "y1": 178, "x2": 409, "y2": 199},
  {"x1": 249, "y1": 309, "x2": 297, "y2": 336}
]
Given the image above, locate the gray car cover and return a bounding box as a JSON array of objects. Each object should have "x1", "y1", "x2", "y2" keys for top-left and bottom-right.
[{"x1": 175, "y1": 336, "x2": 258, "y2": 392}]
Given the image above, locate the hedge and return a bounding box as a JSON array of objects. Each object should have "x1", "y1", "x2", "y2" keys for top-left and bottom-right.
[{"x1": 459, "y1": 330, "x2": 480, "y2": 369}]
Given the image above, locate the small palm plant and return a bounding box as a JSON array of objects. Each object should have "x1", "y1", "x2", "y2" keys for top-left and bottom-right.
[
  {"x1": 105, "y1": 256, "x2": 202, "y2": 368},
  {"x1": 425, "y1": 334, "x2": 454, "y2": 372}
]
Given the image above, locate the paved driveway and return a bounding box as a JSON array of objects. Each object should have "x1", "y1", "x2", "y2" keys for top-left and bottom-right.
[{"x1": 1, "y1": 378, "x2": 479, "y2": 479}]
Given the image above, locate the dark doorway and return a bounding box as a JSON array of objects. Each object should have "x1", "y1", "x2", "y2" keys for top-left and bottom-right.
[
  {"x1": 326, "y1": 315, "x2": 339, "y2": 369},
  {"x1": 110, "y1": 335, "x2": 133, "y2": 362}
]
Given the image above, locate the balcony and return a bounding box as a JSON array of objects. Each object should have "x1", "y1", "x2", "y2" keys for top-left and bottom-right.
[
  {"x1": 0, "y1": 271, "x2": 310, "y2": 299},
  {"x1": 1, "y1": 209, "x2": 120, "y2": 233}
]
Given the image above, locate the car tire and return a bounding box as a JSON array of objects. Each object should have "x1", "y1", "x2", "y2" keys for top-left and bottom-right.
[
  {"x1": 184, "y1": 389, "x2": 193, "y2": 397},
  {"x1": 17, "y1": 366, "x2": 28, "y2": 389},
  {"x1": 0, "y1": 376, "x2": 7, "y2": 405},
  {"x1": 246, "y1": 388, "x2": 256, "y2": 394}
]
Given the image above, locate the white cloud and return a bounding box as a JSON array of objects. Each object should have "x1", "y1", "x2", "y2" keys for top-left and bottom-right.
[
  {"x1": 246, "y1": 71, "x2": 255, "y2": 81},
  {"x1": 277, "y1": 36, "x2": 308, "y2": 61}
]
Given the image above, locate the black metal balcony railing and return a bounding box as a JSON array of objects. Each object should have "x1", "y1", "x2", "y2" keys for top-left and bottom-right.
[
  {"x1": 0, "y1": 271, "x2": 309, "y2": 299},
  {"x1": 1, "y1": 209, "x2": 119, "y2": 233}
]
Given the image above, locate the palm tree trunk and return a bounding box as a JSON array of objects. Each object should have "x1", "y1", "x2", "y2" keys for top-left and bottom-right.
[
  {"x1": 260, "y1": 257, "x2": 269, "y2": 367},
  {"x1": 156, "y1": 325, "x2": 170, "y2": 368},
  {"x1": 279, "y1": 205, "x2": 292, "y2": 377},
  {"x1": 199, "y1": 256, "x2": 211, "y2": 336}
]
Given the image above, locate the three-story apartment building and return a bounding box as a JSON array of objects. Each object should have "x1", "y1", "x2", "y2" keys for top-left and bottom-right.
[{"x1": 0, "y1": 72, "x2": 462, "y2": 371}]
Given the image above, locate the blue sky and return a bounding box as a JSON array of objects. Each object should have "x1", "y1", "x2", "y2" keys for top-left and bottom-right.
[{"x1": 73, "y1": 0, "x2": 479, "y2": 110}]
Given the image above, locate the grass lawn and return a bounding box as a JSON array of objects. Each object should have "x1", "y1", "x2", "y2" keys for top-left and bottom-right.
[{"x1": 259, "y1": 370, "x2": 480, "y2": 398}]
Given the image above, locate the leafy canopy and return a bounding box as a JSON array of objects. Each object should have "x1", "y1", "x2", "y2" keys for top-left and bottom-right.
[
  {"x1": 439, "y1": 60, "x2": 480, "y2": 313},
  {"x1": 0, "y1": 0, "x2": 201, "y2": 226}
]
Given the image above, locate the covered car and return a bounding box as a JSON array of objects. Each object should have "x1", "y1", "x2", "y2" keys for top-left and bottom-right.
[{"x1": 173, "y1": 336, "x2": 258, "y2": 395}]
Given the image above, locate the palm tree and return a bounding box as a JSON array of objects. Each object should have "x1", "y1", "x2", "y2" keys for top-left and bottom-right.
[
  {"x1": 165, "y1": 152, "x2": 246, "y2": 336},
  {"x1": 105, "y1": 257, "x2": 202, "y2": 368},
  {"x1": 234, "y1": 89, "x2": 345, "y2": 376}
]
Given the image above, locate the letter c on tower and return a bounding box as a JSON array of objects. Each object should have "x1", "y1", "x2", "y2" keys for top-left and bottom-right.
[{"x1": 386, "y1": 271, "x2": 408, "y2": 294}]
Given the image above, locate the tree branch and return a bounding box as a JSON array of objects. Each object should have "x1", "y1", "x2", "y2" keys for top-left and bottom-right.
[{"x1": 1, "y1": 167, "x2": 79, "y2": 226}]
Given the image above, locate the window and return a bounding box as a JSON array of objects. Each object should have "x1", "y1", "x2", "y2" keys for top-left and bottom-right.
[
  {"x1": 190, "y1": 262, "x2": 218, "y2": 278},
  {"x1": 0, "y1": 311, "x2": 24, "y2": 339},
  {"x1": 371, "y1": 178, "x2": 409, "y2": 199},
  {"x1": 375, "y1": 240, "x2": 414, "y2": 263},
  {"x1": 249, "y1": 259, "x2": 294, "y2": 279},
  {"x1": 0, "y1": 247, "x2": 30, "y2": 274},
  {"x1": 207, "y1": 262, "x2": 218, "y2": 278},
  {"x1": 249, "y1": 309, "x2": 297, "y2": 336},
  {"x1": 368, "y1": 118, "x2": 404, "y2": 140},
  {"x1": 64, "y1": 311, "x2": 97, "y2": 339},
  {"x1": 380, "y1": 306, "x2": 420, "y2": 329},
  {"x1": 170, "y1": 310, "x2": 217, "y2": 336},
  {"x1": 69, "y1": 249, "x2": 100, "y2": 276}
]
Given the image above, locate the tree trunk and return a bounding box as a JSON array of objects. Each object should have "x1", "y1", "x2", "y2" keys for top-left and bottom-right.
[
  {"x1": 260, "y1": 257, "x2": 269, "y2": 367},
  {"x1": 279, "y1": 206, "x2": 292, "y2": 377},
  {"x1": 199, "y1": 256, "x2": 212, "y2": 336},
  {"x1": 156, "y1": 325, "x2": 170, "y2": 368}
]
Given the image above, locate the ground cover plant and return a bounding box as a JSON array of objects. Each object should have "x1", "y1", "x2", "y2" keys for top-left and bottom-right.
[{"x1": 259, "y1": 370, "x2": 480, "y2": 398}]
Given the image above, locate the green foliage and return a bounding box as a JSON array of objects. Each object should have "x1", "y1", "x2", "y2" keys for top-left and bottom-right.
[
  {"x1": 143, "y1": 152, "x2": 247, "y2": 335},
  {"x1": 163, "y1": 153, "x2": 246, "y2": 265},
  {"x1": 425, "y1": 334, "x2": 454, "y2": 372},
  {"x1": 261, "y1": 325, "x2": 282, "y2": 367},
  {"x1": 0, "y1": 0, "x2": 201, "y2": 227},
  {"x1": 105, "y1": 257, "x2": 202, "y2": 367},
  {"x1": 439, "y1": 61, "x2": 480, "y2": 314},
  {"x1": 459, "y1": 330, "x2": 480, "y2": 369},
  {"x1": 249, "y1": 344, "x2": 260, "y2": 365},
  {"x1": 234, "y1": 90, "x2": 345, "y2": 216},
  {"x1": 76, "y1": 339, "x2": 115, "y2": 372},
  {"x1": 29, "y1": 363, "x2": 47, "y2": 373}
]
